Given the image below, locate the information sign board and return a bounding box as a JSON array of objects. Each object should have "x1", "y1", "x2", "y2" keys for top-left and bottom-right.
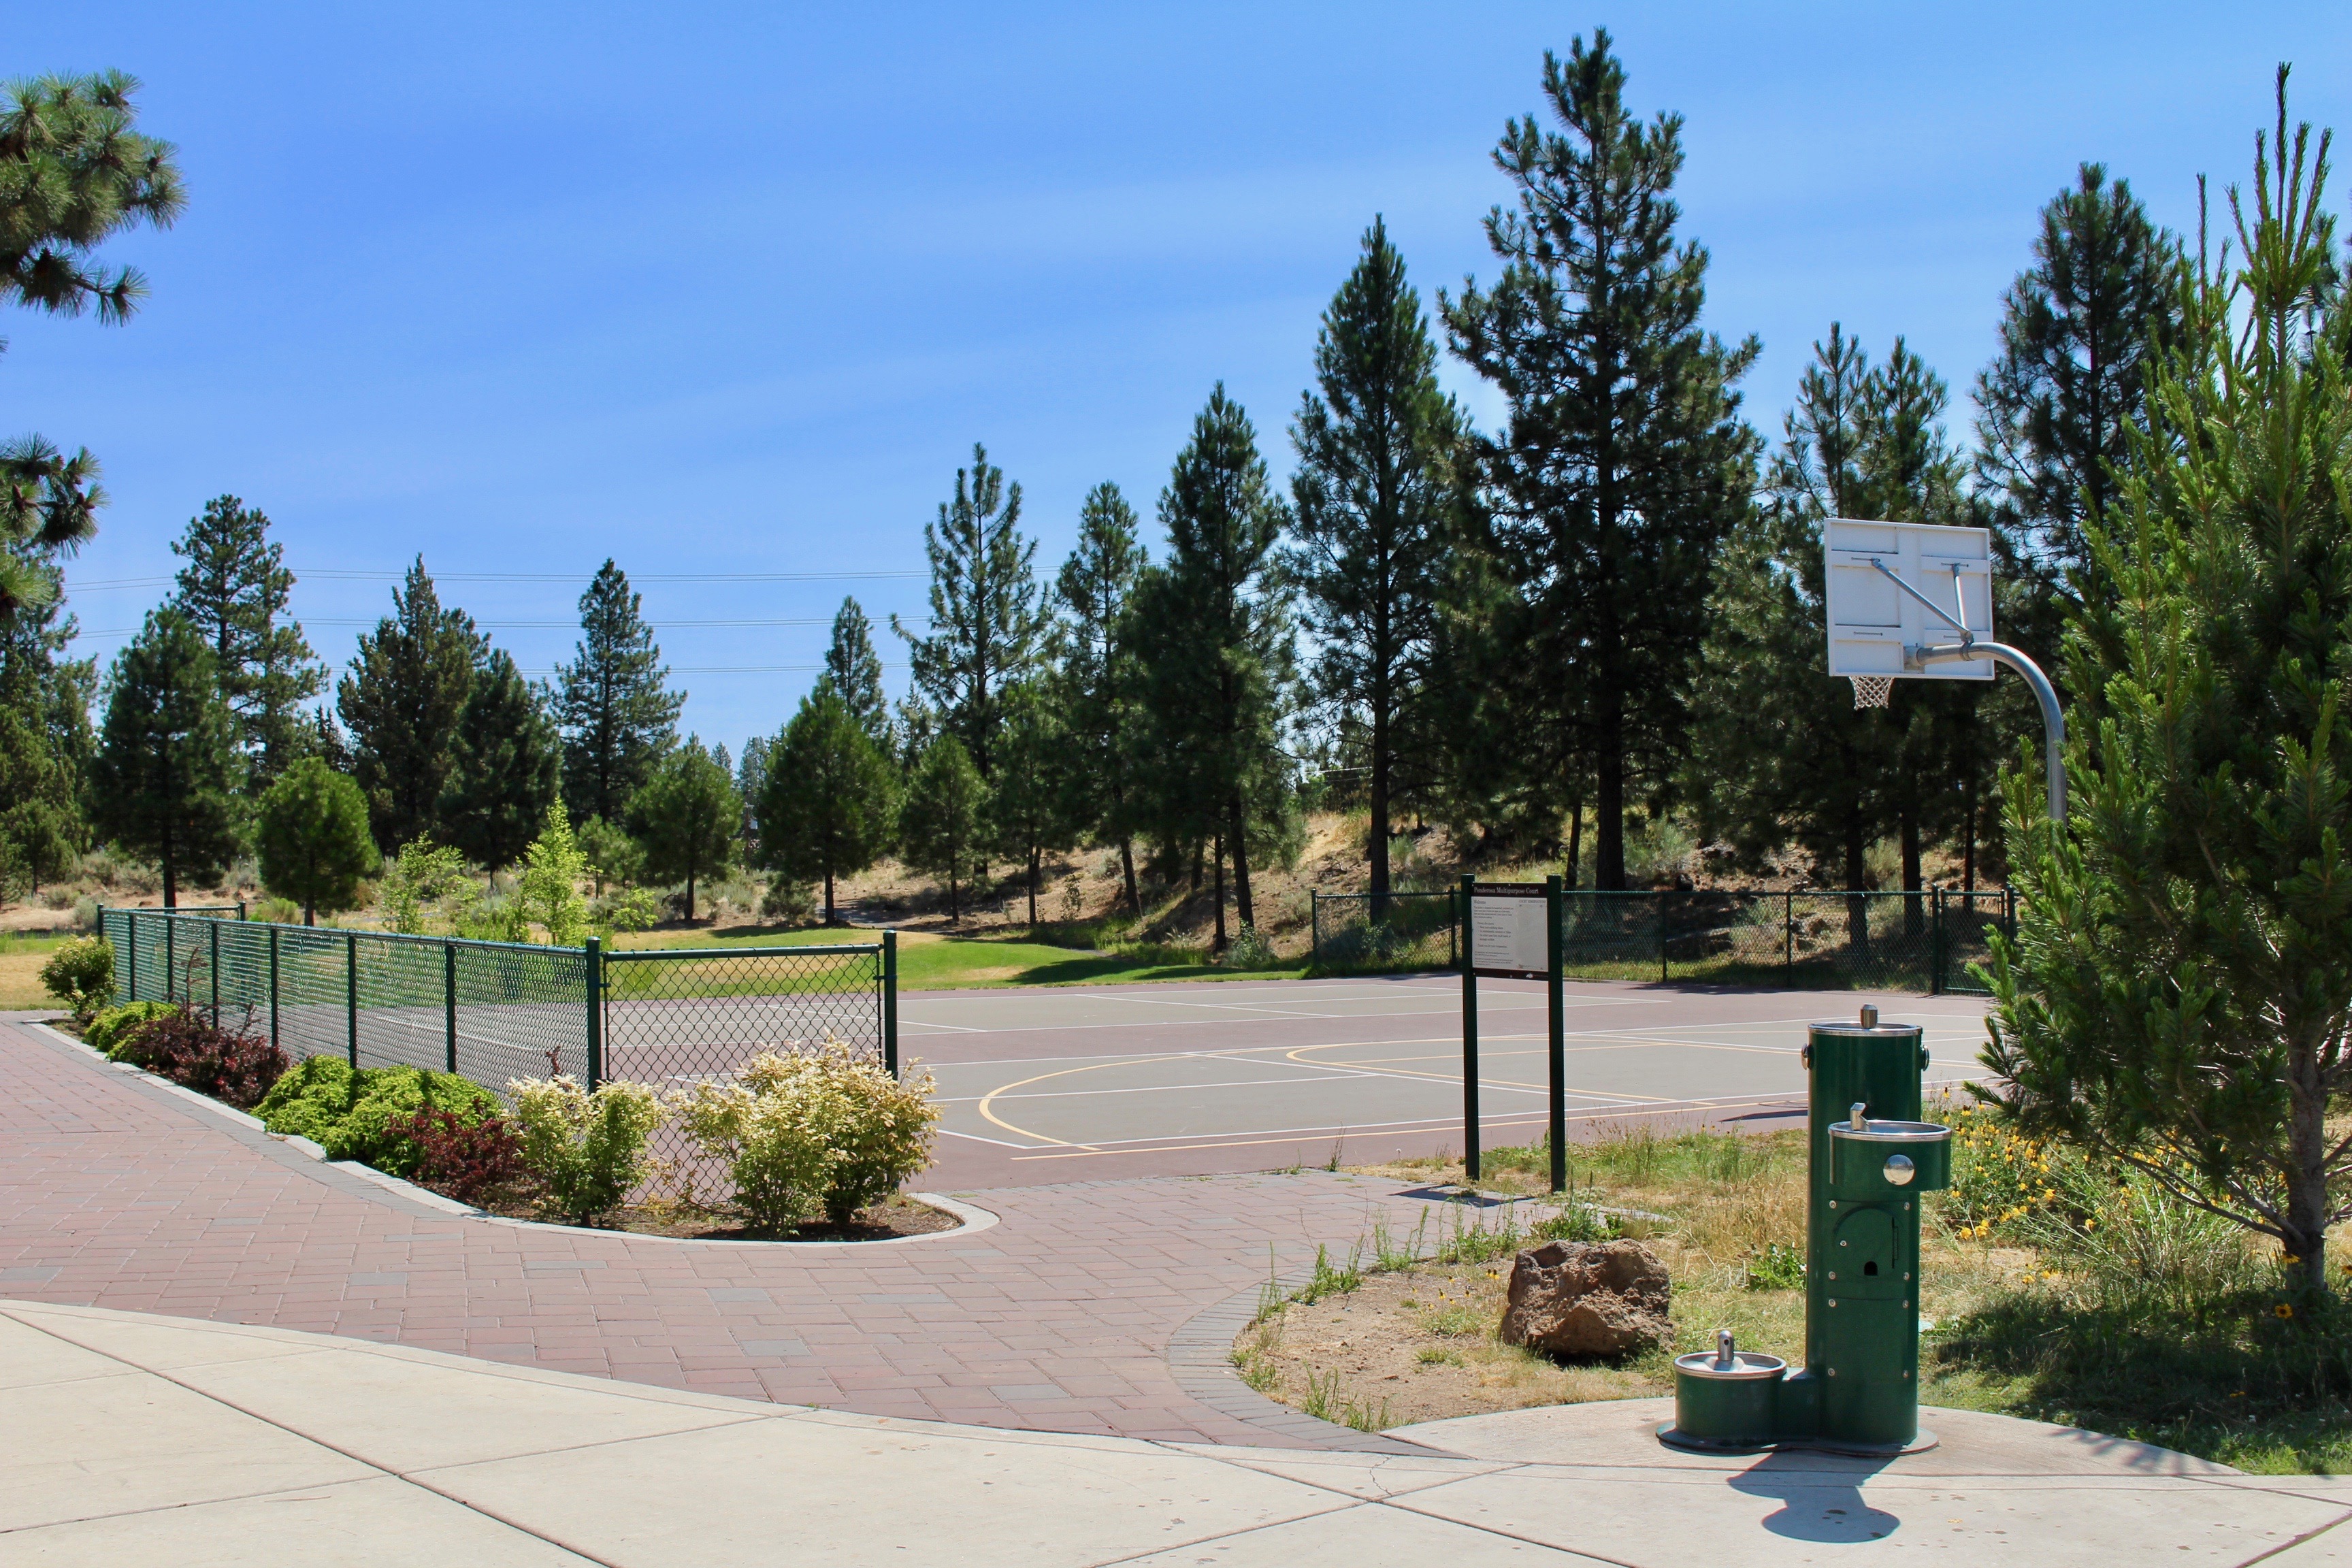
[{"x1": 1469, "y1": 883, "x2": 1550, "y2": 979}]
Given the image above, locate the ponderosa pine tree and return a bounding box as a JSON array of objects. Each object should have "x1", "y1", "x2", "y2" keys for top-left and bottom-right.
[
  {"x1": 90, "y1": 610, "x2": 241, "y2": 906},
  {"x1": 1132, "y1": 385, "x2": 1292, "y2": 948},
  {"x1": 735, "y1": 733, "x2": 771, "y2": 859},
  {"x1": 1443, "y1": 34, "x2": 1759, "y2": 889},
  {"x1": 1288, "y1": 217, "x2": 1464, "y2": 909},
  {"x1": 1988, "y1": 80, "x2": 2351, "y2": 1294},
  {"x1": 1049, "y1": 482, "x2": 1146, "y2": 911},
  {"x1": 255, "y1": 756, "x2": 376, "y2": 925},
  {"x1": 439, "y1": 648, "x2": 561, "y2": 870},
  {"x1": 761, "y1": 691, "x2": 896, "y2": 925},
  {"x1": 626, "y1": 739, "x2": 738, "y2": 922},
  {"x1": 898, "y1": 734, "x2": 985, "y2": 921},
  {"x1": 337, "y1": 559, "x2": 481, "y2": 851},
  {"x1": 167, "y1": 495, "x2": 322, "y2": 784},
  {"x1": 0, "y1": 557, "x2": 93, "y2": 896},
  {"x1": 819, "y1": 596, "x2": 891, "y2": 749},
  {"x1": 553, "y1": 559, "x2": 683, "y2": 824},
  {"x1": 1, "y1": 71, "x2": 182, "y2": 621},
  {"x1": 894, "y1": 444, "x2": 1045, "y2": 777},
  {"x1": 1976, "y1": 163, "x2": 2184, "y2": 660},
  {"x1": 985, "y1": 683, "x2": 1075, "y2": 928}
]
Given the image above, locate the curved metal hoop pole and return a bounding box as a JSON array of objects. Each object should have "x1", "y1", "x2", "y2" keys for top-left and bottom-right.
[{"x1": 1906, "y1": 637, "x2": 2065, "y2": 823}]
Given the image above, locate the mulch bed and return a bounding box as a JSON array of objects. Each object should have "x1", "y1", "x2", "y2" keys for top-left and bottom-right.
[{"x1": 463, "y1": 1190, "x2": 962, "y2": 1242}]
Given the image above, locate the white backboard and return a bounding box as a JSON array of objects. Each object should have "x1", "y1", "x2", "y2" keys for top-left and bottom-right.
[{"x1": 1824, "y1": 519, "x2": 1994, "y2": 681}]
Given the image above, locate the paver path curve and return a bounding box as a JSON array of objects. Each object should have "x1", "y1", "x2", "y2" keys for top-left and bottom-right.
[{"x1": 0, "y1": 1018, "x2": 1456, "y2": 1448}]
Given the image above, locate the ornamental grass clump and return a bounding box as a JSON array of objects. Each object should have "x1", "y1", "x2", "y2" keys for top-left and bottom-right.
[
  {"x1": 508, "y1": 1075, "x2": 664, "y2": 1225},
  {"x1": 671, "y1": 1041, "x2": 941, "y2": 1233}
]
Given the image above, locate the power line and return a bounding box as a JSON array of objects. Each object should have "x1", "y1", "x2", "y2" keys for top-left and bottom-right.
[
  {"x1": 60, "y1": 568, "x2": 926, "y2": 591},
  {"x1": 70, "y1": 617, "x2": 924, "y2": 635}
]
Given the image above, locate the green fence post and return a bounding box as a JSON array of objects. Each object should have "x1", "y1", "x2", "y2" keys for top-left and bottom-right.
[
  {"x1": 1659, "y1": 891, "x2": 1670, "y2": 983},
  {"x1": 1459, "y1": 875, "x2": 1479, "y2": 1182},
  {"x1": 1309, "y1": 892, "x2": 1320, "y2": 966},
  {"x1": 209, "y1": 918, "x2": 221, "y2": 1023},
  {"x1": 883, "y1": 929, "x2": 900, "y2": 1077},
  {"x1": 1547, "y1": 873, "x2": 1566, "y2": 1194},
  {"x1": 444, "y1": 941, "x2": 459, "y2": 1073},
  {"x1": 125, "y1": 911, "x2": 137, "y2": 1002},
  {"x1": 165, "y1": 917, "x2": 175, "y2": 1004},
  {"x1": 237, "y1": 899, "x2": 247, "y2": 921},
  {"x1": 584, "y1": 936, "x2": 604, "y2": 1088},
  {"x1": 1784, "y1": 891, "x2": 1794, "y2": 981},
  {"x1": 267, "y1": 926, "x2": 280, "y2": 1051},
  {"x1": 345, "y1": 932, "x2": 359, "y2": 1068}
]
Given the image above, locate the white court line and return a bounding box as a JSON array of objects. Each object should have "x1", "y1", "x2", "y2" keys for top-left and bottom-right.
[
  {"x1": 932, "y1": 1071, "x2": 1394, "y2": 1106},
  {"x1": 893, "y1": 998, "x2": 1553, "y2": 1039}
]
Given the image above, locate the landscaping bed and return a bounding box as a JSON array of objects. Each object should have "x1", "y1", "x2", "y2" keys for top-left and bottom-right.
[
  {"x1": 55, "y1": 998, "x2": 950, "y2": 1245},
  {"x1": 472, "y1": 1190, "x2": 958, "y2": 1242},
  {"x1": 1236, "y1": 1124, "x2": 2352, "y2": 1472}
]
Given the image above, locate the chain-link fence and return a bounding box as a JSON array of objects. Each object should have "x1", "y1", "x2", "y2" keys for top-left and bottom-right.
[
  {"x1": 1556, "y1": 889, "x2": 2012, "y2": 993},
  {"x1": 1307, "y1": 886, "x2": 2012, "y2": 994},
  {"x1": 600, "y1": 942, "x2": 893, "y2": 1171},
  {"x1": 103, "y1": 907, "x2": 595, "y2": 1087},
  {"x1": 1308, "y1": 889, "x2": 1459, "y2": 973}
]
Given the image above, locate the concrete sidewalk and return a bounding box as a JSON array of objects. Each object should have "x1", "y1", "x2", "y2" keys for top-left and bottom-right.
[{"x1": 5, "y1": 1301, "x2": 2347, "y2": 1566}]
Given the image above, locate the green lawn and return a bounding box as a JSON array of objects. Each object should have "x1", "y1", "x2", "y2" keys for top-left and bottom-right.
[
  {"x1": 0, "y1": 930, "x2": 76, "y2": 1011},
  {"x1": 611, "y1": 924, "x2": 1309, "y2": 990}
]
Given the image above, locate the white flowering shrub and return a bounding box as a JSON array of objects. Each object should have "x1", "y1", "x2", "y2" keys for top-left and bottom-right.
[
  {"x1": 508, "y1": 1075, "x2": 664, "y2": 1224},
  {"x1": 671, "y1": 1041, "x2": 940, "y2": 1232}
]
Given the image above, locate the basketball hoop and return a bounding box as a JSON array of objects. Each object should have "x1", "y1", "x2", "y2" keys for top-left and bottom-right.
[{"x1": 1850, "y1": 674, "x2": 1893, "y2": 709}]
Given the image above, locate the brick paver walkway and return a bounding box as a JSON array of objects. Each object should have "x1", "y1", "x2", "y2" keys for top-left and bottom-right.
[{"x1": 0, "y1": 1019, "x2": 1456, "y2": 1448}]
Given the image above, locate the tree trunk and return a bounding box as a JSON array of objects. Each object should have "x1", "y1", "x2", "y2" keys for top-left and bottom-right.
[
  {"x1": 1963, "y1": 784, "x2": 1977, "y2": 893},
  {"x1": 1119, "y1": 838, "x2": 1139, "y2": 913},
  {"x1": 824, "y1": 868, "x2": 836, "y2": 926},
  {"x1": 1901, "y1": 804, "x2": 1924, "y2": 938},
  {"x1": 1843, "y1": 810, "x2": 1869, "y2": 954},
  {"x1": 685, "y1": 873, "x2": 696, "y2": 921},
  {"x1": 1229, "y1": 793, "x2": 1254, "y2": 931},
  {"x1": 304, "y1": 900, "x2": 315, "y2": 927},
  {"x1": 1190, "y1": 840, "x2": 1203, "y2": 894},
  {"x1": 1565, "y1": 797, "x2": 1584, "y2": 888},
  {"x1": 2287, "y1": 1050, "x2": 2332, "y2": 1292},
  {"x1": 1027, "y1": 846, "x2": 1040, "y2": 927},
  {"x1": 1211, "y1": 835, "x2": 1228, "y2": 952},
  {"x1": 1369, "y1": 705, "x2": 1391, "y2": 919},
  {"x1": 1595, "y1": 740, "x2": 1627, "y2": 891},
  {"x1": 163, "y1": 836, "x2": 178, "y2": 910}
]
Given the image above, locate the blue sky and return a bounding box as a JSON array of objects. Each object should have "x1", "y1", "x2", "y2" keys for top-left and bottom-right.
[{"x1": 14, "y1": 3, "x2": 2351, "y2": 755}]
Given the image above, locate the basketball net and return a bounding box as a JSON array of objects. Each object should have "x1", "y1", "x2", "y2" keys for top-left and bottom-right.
[{"x1": 1850, "y1": 674, "x2": 1893, "y2": 710}]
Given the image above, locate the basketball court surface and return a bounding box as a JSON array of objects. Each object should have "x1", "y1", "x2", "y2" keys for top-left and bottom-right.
[{"x1": 899, "y1": 975, "x2": 1993, "y2": 1187}]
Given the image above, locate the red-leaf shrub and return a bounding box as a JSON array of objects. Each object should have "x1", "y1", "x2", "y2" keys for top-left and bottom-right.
[
  {"x1": 387, "y1": 1107, "x2": 531, "y2": 1207},
  {"x1": 112, "y1": 1007, "x2": 291, "y2": 1110}
]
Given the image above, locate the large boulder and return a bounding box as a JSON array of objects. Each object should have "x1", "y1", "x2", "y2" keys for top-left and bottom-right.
[{"x1": 1499, "y1": 1239, "x2": 1672, "y2": 1358}]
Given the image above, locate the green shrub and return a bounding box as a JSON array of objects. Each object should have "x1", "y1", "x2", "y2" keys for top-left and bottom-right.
[
  {"x1": 86, "y1": 1000, "x2": 175, "y2": 1054},
  {"x1": 1223, "y1": 922, "x2": 1279, "y2": 971},
  {"x1": 508, "y1": 1075, "x2": 664, "y2": 1224},
  {"x1": 39, "y1": 936, "x2": 116, "y2": 1021},
  {"x1": 255, "y1": 1058, "x2": 504, "y2": 1173}
]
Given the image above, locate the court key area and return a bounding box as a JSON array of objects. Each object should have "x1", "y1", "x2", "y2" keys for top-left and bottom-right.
[{"x1": 898, "y1": 976, "x2": 1993, "y2": 1187}]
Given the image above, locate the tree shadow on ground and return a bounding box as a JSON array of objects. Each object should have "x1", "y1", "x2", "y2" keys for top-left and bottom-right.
[{"x1": 1928, "y1": 1286, "x2": 2352, "y2": 1472}]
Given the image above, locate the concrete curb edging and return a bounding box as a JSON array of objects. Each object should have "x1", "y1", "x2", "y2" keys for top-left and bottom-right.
[{"x1": 1165, "y1": 1272, "x2": 1450, "y2": 1456}]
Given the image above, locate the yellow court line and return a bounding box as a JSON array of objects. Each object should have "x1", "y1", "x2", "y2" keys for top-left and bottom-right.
[
  {"x1": 1004, "y1": 1094, "x2": 1814, "y2": 1160},
  {"x1": 970, "y1": 1035, "x2": 1477, "y2": 1147},
  {"x1": 1281, "y1": 1041, "x2": 1673, "y2": 1107}
]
